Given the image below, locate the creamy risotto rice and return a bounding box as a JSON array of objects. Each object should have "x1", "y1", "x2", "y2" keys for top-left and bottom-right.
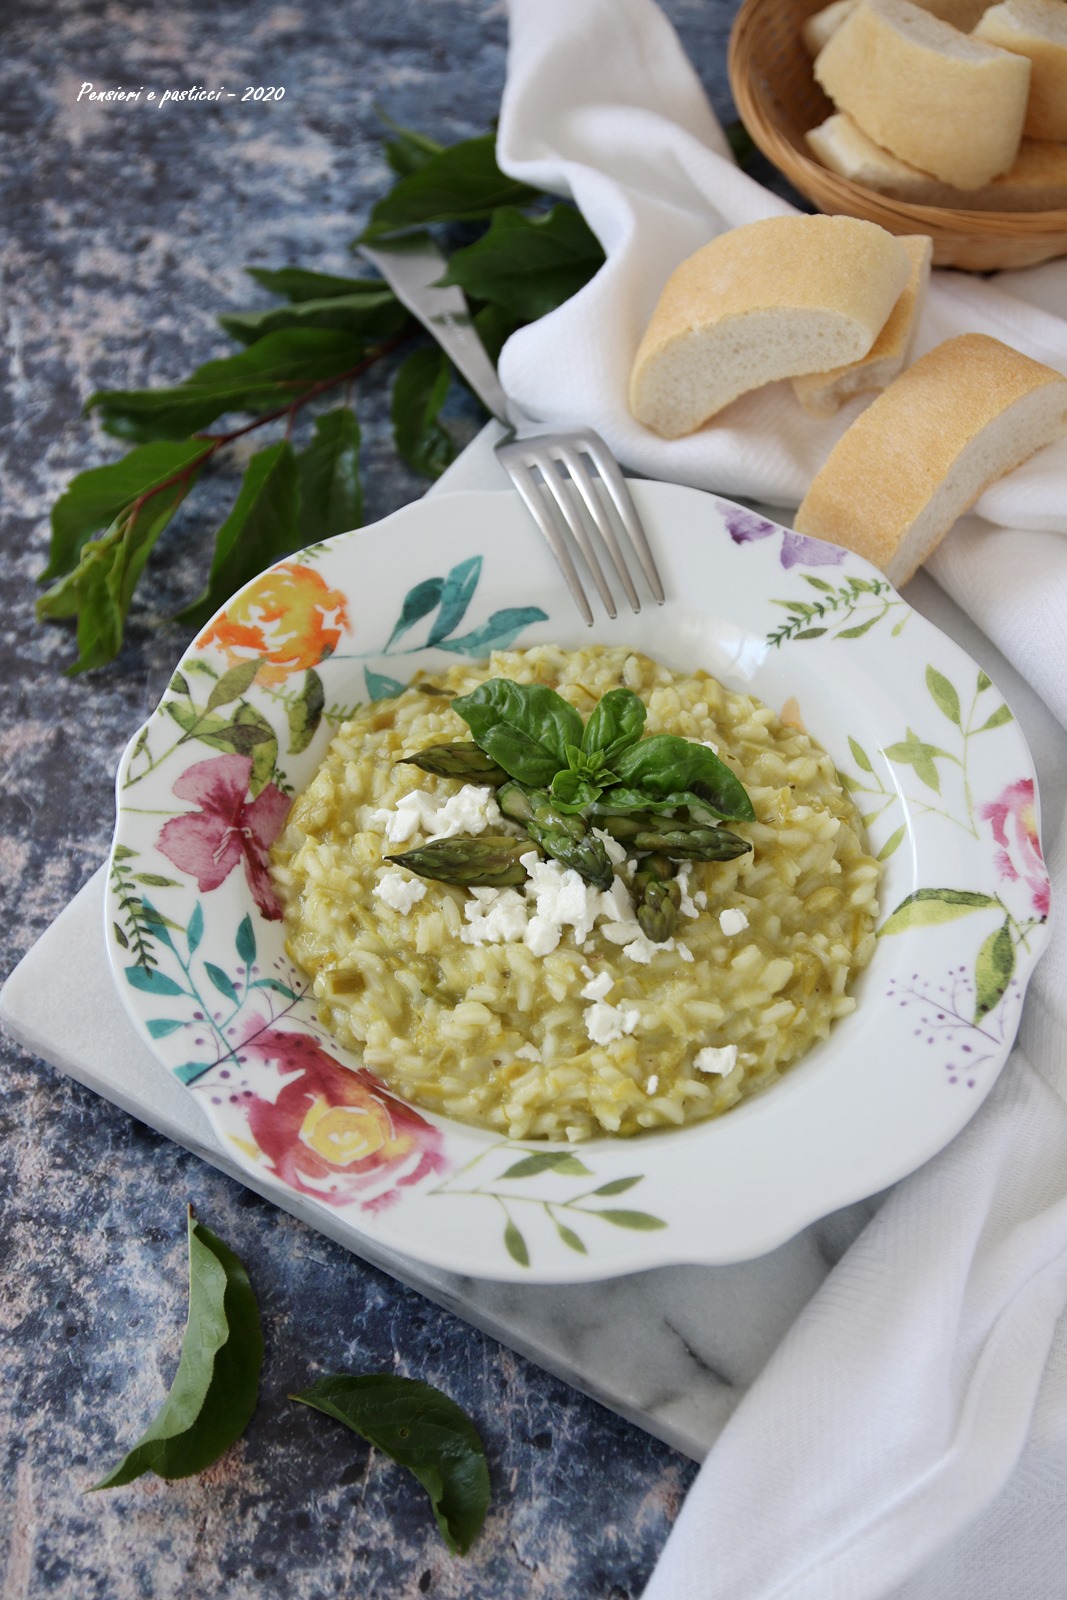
[{"x1": 270, "y1": 646, "x2": 879, "y2": 1141}]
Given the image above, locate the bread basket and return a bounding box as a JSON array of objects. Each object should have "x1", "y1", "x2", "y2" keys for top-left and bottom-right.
[{"x1": 728, "y1": 0, "x2": 1067, "y2": 271}]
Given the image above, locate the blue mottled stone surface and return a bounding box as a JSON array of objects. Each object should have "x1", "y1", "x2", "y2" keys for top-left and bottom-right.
[{"x1": 0, "y1": 1, "x2": 792, "y2": 1593}]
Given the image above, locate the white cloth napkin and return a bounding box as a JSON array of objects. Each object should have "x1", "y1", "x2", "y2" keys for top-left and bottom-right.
[{"x1": 496, "y1": 3, "x2": 1067, "y2": 1595}]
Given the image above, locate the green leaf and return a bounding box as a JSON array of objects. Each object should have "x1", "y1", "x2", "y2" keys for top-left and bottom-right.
[
  {"x1": 293, "y1": 1373, "x2": 490, "y2": 1555},
  {"x1": 205, "y1": 962, "x2": 239, "y2": 1003},
  {"x1": 246, "y1": 266, "x2": 395, "y2": 303},
  {"x1": 926, "y1": 665, "x2": 961, "y2": 727},
  {"x1": 803, "y1": 576, "x2": 837, "y2": 593},
  {"x1": 977, "y1": 703, "x2": 1013, "y2": 733},
  {"x1": 504, "y1": 1220, "x2": 530, "y2": 1267},
  {"x1": 146, "y1": 1018, "x2": 184, "y2": 1038},
  {"x1": 90, "y1": 1210, "x2": 262, "y2": 1488},
  {"x1": 440, "y1": 205, "x2": 604, "y2": 321},
  {"x1": 206, "y1": 658, "x2": 261, "y2": 711},
  {"x1": 614, "y1": 736, "x2": 755, "y2": 821},
  {"x1": 435, "y1": 606, "x2": 548, "y2": 656},
  {"x1": 386, "y1": 577, "x2": 446, "y2": 649},
  {"x1": 366, "y1": 668, "x2": 407, "y2": 701},
  {"x1": 41, "y1": 440, "x2": 207, "y2": 583},
  {"x1": 581, "y1": 688, "x2": 647, "y2": 764},
  {"x1": 595, "y1": 1209, "x2": 667, "y2": 1231},
  {"x1": 87, "y1": 330, "x2": 368, "y2": 443},
  {"x1": 554, "y1": 1220, "x2": 588, "y2": 1254},
  {"x1": 977, "y1": 669, "x2": 992, "y2": 693},
  {"x1": 178, "y1": 441, "x2": 301, "y2": 628},
  {"x1": 219, "y1": 290, "x2": 405, "y2": 347},
  {"x1": 428, "y1": 556, "x2": 481, "y2": 645},
  {"x1": 378, "y1": 113, "x2": 444, "y2": 177},
  {"x1": 37, "y1": 478, "x2": 195, "y2": 673},
  {"x1": 391, "y1": 346, "x2": 456, "y2": 479},
  {"x1": 591, "y1": 1176, "x2": 642, "y2": 1196},
  {"x1": 133, "y1": 873, "x2": 181, "y2": 888},
  {"x1": 877, "y1": 824, "x2": 906, "y2": 861},
  {"x1": 473, "y1": 302, "x2": 522, "y2": 366},
  {"x1": 549, "y1": 770, "x2": 602, "y2": 812},
  {"x1": 883, "y1": 731, "x2": 954, "y2": 794},
  {"x1": 974, "y1": 921, "x2": 1015, "y2": 1020},
  {"x1": 880, "y1": 888, "x2": 999, "y2": 935},
  {"x1": 187, "y1": 902, "x2": 204, "y2": 955},
  {"x1": 235, "y1": 914, "x2": 256, "y2": 966},
  {"x1": 125, "y1": 964, "x2": 184, "y2": 998},
  {"x1": 452, "y1": 678, "x2": 584, "y2": 786},
  {"x1": 848, "y1": 736, "x2": 874, "y2": 774},
  {"x1": 359, "y1": 133, "x2": 540, "y2": 239},
  {"x1": 499, "y1": 1151, "x2": 593, "y2": 1179},
  {"x1": 287, "y1": 668, "x2": 326, "y2": 754},
  {"x1": 296, "y1": 408, "x2": 363, "y2": 540}
]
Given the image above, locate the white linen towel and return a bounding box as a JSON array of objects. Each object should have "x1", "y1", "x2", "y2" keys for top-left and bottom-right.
[{"x1": 496, "y1": 2, "x2": 1067, "y2": 1595}]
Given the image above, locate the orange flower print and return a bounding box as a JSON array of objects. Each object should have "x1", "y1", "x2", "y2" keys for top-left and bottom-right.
[{"x1": 199, "y1": 562, "x2": 349, "y2": 685}]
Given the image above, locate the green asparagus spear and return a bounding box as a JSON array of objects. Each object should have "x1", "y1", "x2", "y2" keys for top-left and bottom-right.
[
  {"x1": 385, "y1": 836, "x2": 530, "y2": 888},
  {"x1": 398, "y1": 741, "x2": 508, "y2": 783},
  {"x1": 629, "y1": 826, "x2": 751, "y2": 861},
  {"x1": 632, "y1": 854, "x2": 681, "y2": 943},
  {"x1": 497, "y1": 781, "x2": 614, "y2": 891}
]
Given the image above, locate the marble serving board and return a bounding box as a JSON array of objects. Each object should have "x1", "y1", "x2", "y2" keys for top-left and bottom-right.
[{"x1": 1, "y1": 427, "x2": 902, "y2": 1460}]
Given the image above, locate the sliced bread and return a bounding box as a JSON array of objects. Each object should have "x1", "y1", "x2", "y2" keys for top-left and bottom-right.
[
  {"x1": 802, "y1": 0, "x2": 992, "y2": 53},
  {"x1": 791, "y1": 235, "x2": 933, "y2": 417},
  {"x1": 814, "y1": 0, "x2": 1032, "y2": 189},
  {"x1": 975, "y1": 0, "x2": 1067, "y2": 141},
  {"x1": 628, "y1": 216, "x2": 910, "y2": 439},
  {"x1": 793, "y1": 333, "x2": 1067, "y2": 585},
  {"x1": 806, "y1": 111, "x2": 1067, "y2": 209}
]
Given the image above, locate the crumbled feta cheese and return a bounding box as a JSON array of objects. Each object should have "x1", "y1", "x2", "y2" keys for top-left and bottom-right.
[
  {"x1": 719, "y1": 907, "x2": 749, "y2": 936},
  {"x1": 375, "y1": 784, "x2": 503, "y2": 845},
  {"x1": 675, "y1": 861, "x2": 700, "y2": 919},
  {"x1": 646, "y1": 1074, "x2": 659, "y2": 1096},
  {"x1": 460, "y1": 887, "x2": 529, "y2": 945},
  {"x1": 592, "y1": 826, "x2": 629, "y2": 867},
  {"x1": 700, "y1": 738, "x2": 719, "y2": 754},
  {"x1": 580, "y1": 970, "x2": 614, "y2": 1002},
  {"x1": 677, "y1": 943, "x2": 694, "y2": 962},
  {"x1": 515, "y1": 1043, "x2": 541, "y2": 1062},
  {"x1": 695, "y1": 1044, "x2": 738, "y2": 1075},
  {"x1": 694, "y1": 890, "x2": 707, "y2": 910},
  {"x1": 584, "y1": 1000, "x2": 641, "y2": 1046},
  {"x1": 374, "y1": 868, "x2": 427, "y2": 914}
]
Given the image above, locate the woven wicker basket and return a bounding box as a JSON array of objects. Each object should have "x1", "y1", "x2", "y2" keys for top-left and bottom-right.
[{"x1": 728, "y1": 0, "x2": 1067, "y2": 271}]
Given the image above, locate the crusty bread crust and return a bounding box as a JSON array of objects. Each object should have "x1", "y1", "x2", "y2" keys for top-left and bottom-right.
[
  {"x1": 793, "y1": 333, "x2": 1067, "y2": 585},
  {"x1": 792, "y1": 236, "x2": 933, "y2": 417},
  {"x1": 975, "y1": 0, "x2": 1067, "y2": 142},
  {"x1": 806, "y1": 112, "x2": 1067, "y2": 210},
  {"x1": 628, "y1": 216, "x2": 910, "y2": 438},
  {"x1": 814, "y1": 0, "x2": 1031, "y2": 188}
]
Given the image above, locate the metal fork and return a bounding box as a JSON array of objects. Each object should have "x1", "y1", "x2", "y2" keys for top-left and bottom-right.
[{"x1": 359, "y1": 236, "x2": 665, "y2": 626}]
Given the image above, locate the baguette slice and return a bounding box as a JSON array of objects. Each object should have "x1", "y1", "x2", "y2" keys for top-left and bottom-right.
[
  {"x1": 792, "y1": 235, "x2": 933, "y2": 417},
  {"x1": 975, "y1": 0, "x2": 1067, "y2": 141},
  {"x1": 814, "y1": 0, "x2": 1031, "y2": 188},
  {"x1": 793, "y1": 333, "x2": 1067, "y2": 585},
  {"x1": 806, "y1": 111, "x2": 1067, "y2": 209},
  {"x1": 802, "y1": 0, "x2": 991, "y2": 54},
  {"x1": 629, "y1": 216, "x2": 910, "y2": 439}
]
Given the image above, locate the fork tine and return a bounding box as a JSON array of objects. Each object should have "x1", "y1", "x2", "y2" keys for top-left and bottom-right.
[
  {"x1": 556, "y1": 444, "x2": 641, "y2": 614},
  {"x1": 535, "y1": 454, "x2": 619, "y2": 620},
  {"x1": 579, "y1": 434, "x2": 666, "y2": 605},
  {"x1": 499, "y1": 454, "x2": 595, "y2": 627}
]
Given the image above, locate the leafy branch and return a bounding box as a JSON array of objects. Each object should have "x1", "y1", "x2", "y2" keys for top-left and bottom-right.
[{"x1": 38, "y1": 123, "x2": 606, "y2": 675}]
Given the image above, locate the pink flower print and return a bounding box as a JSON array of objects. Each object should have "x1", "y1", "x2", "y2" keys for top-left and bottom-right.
[
  {"x1": 157, "y1": 754, "x2": 291, "y2": 920},
  {"x1": 980, "y1": 778, "x2": 1050, "y2": 918}
]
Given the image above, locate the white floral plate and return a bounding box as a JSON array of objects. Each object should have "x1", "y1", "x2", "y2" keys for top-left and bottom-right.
[{"x1": 106, "y1": 484, "x2": 1051, "y2": 1282}]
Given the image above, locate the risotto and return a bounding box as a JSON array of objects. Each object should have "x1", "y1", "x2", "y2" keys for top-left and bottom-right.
[{"x1": 270, "y1": 645, "x2": 879, "y2": 1141}]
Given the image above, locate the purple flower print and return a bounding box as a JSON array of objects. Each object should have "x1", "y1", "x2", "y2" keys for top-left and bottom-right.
[
  {"x1": 719, "y1": 503, "x2": 847, "y2": 569},
  {"x1": 157, "y1": 754, "x2": 290, "y2": 920}
]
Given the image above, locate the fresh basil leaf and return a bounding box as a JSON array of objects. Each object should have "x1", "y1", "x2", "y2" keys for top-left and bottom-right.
[
  {"x1": 440, "y1": 205, "x2": 605, "y2": 321},
  {"x1": 41, "y1": 440, "x2": 208, "y2": 584},
  {"x1": 292, "y1": 1373, "x2": 490, "y2": 1555},
  {"x1": 246, "y1": 266, "x2": 392, "y2": 303},
  {"x1": 87, "y1": 330, "x2": 369, "y2": 443},
  {"x1": 614, "y1": 736, "x2": 755, "y2": 820},
  {"x1": 296, "y1": 407, "x2": 363, "y2": 539},
  {"x1": 90, "y1": 1209, "x2": 262, "y2": 1488},
  {"x1": 550, "y1": 770, "x2": 601, "y2": 811},
  {"x1": 391, "y1": 346, "x2": 456, "y2": 479},
  {"x1": 219, "y1": 290, "x2": 406, "y2": 347},
  {"x1": 453, "y1": 678, "x2": 584, "y2": 781},
  {"x1": 359, "y1": 133, "x2": 540, "y2": 239},
  {"x1": 178, "y1": 441, "x2": 301, "y2": 627},
  {"x1": 37, "y1": 478, "x2": 194, "y2": 674},
  {"x1": 580, "y1": 688, "x2": 646, "y2": 764}
]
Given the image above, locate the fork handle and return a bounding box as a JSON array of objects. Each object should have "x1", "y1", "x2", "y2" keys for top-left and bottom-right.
[{"x1": 359, "y1": 239, "x2": 516, "y2": 429}]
